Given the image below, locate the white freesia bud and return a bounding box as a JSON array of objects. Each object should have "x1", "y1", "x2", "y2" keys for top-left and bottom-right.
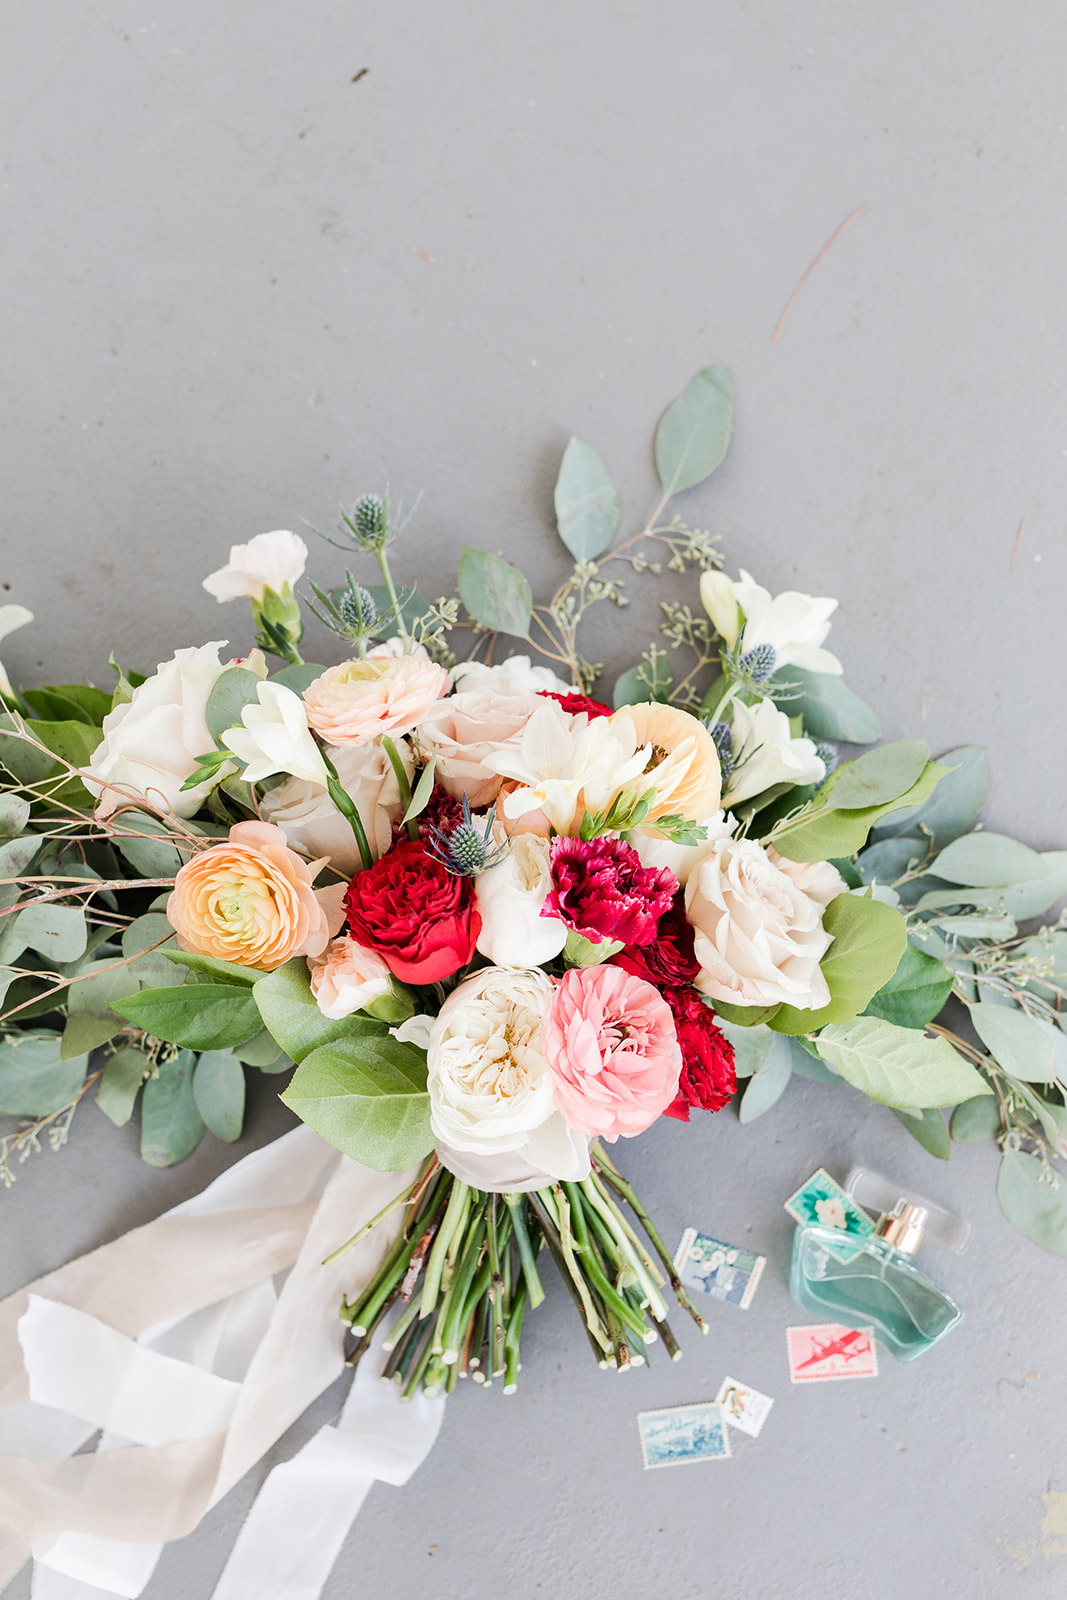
[
  {"x1": 82, "y1": 641, "x2": 235, "y2": 820},
  {"x1": 203, "y1": 531, "x2": 308, "y2": 603},
  {"x1": 732, "y1": 569, "x2": 842, "y2": 674},
  {"x1": 699, "y1": 571, "x2": 741, "y2": 647},
  {"x1": 222, "y1": 681, "x2": 329, "y2": 787},
  {"x1": 474, "y1": 833, "x2": 568, "y2": 966},
  {"x1": 0, "y1": 604, "x2": 33, "y2": 698},
  {"x1": 720, "y1": 697, "x2": 826, "y2": 807}
]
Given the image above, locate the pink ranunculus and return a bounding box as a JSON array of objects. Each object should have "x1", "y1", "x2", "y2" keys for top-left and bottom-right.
[
  {"x1": 302, "y1": 654, "x2": 450, "y2": 746},
  {"x1": 543, "y1": 965, "x2": 682, "y2": 1140}
]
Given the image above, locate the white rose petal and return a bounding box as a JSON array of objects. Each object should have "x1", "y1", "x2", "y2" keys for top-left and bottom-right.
[
  {"x1": 418, "y1": 684, "x2": 544, "y2": 808},
  {"x1": 449, "y1": 654, "x2": 575, "y2": 695},
  {"x1": 203, "y1": 530, "x2": 308, "y2": 603},
  {"x1": 721, "y1": 697, "x2": 826, "y2": 808},
  {"x1": 474, "y1": 832, "x2": 568, "y2": 966},
  {"x1": 631, "y1": 810, "x2": 734, "y2": 889},
  {"x1": 222, "y1": 681, "x2": 329, "y2": 787}
]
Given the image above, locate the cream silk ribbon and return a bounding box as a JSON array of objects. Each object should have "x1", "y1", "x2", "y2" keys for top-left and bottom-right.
[{"x1": 0, "y1": 1128, "x2": 446, "y2": 1599}]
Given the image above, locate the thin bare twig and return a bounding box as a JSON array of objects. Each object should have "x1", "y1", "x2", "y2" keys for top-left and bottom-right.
[
  {"x1": 772, "y1": 205, "x2": 873, "y2": 344},
  {"x1": 1010, "y1": 516, "x2": 1027, "y2": 572}
]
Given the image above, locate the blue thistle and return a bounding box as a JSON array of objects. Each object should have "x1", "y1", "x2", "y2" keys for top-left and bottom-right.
[
  {"x1": 426, "y1": 797, "x2": 509, "y2": 877},
  {"x1": 738, "y1": 642, "x2": 777, "y2": 686},
  {"x1": 710, "y1": 721, "x2": 735, "y2": 779},
  {"x1": 340, "y1": 584, "x2": 377, "y2": 632},
  {"x1": 346, "y1": 494, "x2": 390, "y2": 549},
  {"x1": 815, "y1": 740, "x2": 838, "y2": 773}
]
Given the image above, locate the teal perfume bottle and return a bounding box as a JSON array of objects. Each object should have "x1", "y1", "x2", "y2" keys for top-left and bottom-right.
[{"x1": 791, "y1": 1189, "x2": 964, "y2": 1362}]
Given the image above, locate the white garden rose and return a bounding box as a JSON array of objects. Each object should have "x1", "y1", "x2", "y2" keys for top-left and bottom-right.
[
  {"x1": 474, "y1": 832, "x2": 567, "y2": 966},
  {"x1": 418, "y1": 684, "x2": 543, "y2": 808},
  {"x1": 685, "y1": 834, "x2": 839, "y2": 1010},
  {"x1": 631, "y1": 810, "x2": 734, "y2": 889},
  {"x1": 768, "y1": 848, "x2": 848, "y2": 908},
  {"x1": 82, "y1": 641, "x2": 250, "y2": 820},
  {"x1": 449, "y1": 654, "x2": 574, "y2": 695},
  {"x1": 262, "y1": 737, "x2": 412, "y2": 872},
  {"x1": 721, "y1": 697, "x2": 826, "y2": 808},
  {"x1": 202, "y1": 530, "x2": 308, "y2": 602},
  {"x1": 427, "y1": 967, "x2": 590, "y2": 1181}
]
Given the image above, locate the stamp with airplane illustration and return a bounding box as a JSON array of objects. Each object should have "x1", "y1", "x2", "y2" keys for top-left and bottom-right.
[{"x1": 786, "y1": 1323, "x2": 879, "y2": 1382}]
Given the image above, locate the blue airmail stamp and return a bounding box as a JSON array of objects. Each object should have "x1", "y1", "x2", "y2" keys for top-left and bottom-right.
[
  {"x1": 673, "y1": 1229, "x2": 766, "y2": 1309},
  {"x1": 638, "y1": 1402, "x2": 731, "y2": 1469}
]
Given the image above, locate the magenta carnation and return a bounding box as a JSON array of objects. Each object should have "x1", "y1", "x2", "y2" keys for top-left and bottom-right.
[
  {"x1": 543, "y1": 964, "x2": 683, "y2": 1139},
  {"x1": 543, "y1": 836, "x2": 677, "y2": 947}
]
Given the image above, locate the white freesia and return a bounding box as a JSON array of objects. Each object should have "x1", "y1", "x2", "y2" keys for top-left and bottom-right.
[
  {"x1": 427, "y1": 967, "x2": 590, "y2": 1181},
  {"x1": 222, "y1": 681, "x2": 329, "y2": 786},
  {"x1": 698, "y1": 571, "x2": 741, "y2": 647},
  {"x1": 262, "y1": 737, "x2": 412, "y2": 871},
  {"x1": 203, "y1": 530, "x2": 308, "y2": 602},
  {"x1": 731, "y1": 568, "x2": 842, "y2": 674},
  {"x1": 0, "y1": 604, "x2": 33, "y2": 699},
  {"x1": 482, "y1": 700, "x2": 651, "y2": 834},
  {"x1": 474, "y1": 832, "x2": 567, "y2": 966},
  {"x1": 82, "y1": 641, "x2": 240, "y2": 819},
  {"x1": 450, "y1": 654, "x2": 574, "y2": 695},
  {"x1": 721, "y1": 697, "x2": 826, "y2": 807},
  {"x1": 685, "y1": 834, "x2": 839, "y2": 1010},
  {"x1": 631, "y1": 810, "x2": 734, "y2": 889}
]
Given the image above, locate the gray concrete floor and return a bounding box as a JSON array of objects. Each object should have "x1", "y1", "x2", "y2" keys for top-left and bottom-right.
[{"x1": 3, "y1": 2, "x2": 1067, "y2": 1595}]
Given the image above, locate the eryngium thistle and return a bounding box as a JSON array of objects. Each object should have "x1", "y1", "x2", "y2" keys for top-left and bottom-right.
[
  {"x1": 426, "y1": 799, "x2": 509, "y2": 877},
  {"x1": 340, "y1": 584, "x2": 377, "y2": 632},
  {"x1": 348, "y1": 494, "x2": 389, "y2": 548},
  {"x1": 710, "y1": 721, "x2": 734, "y2": 778},
  {"x1": 738, "y1": 642, "x2": 777, "y2": 686}
]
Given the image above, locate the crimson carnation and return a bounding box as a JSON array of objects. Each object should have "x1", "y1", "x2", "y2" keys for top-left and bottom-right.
[
  {"x1": 343, "y1": 838, "x2": 481, "y2": 985},
  {"x1": 613, "y1": 891, "x2": 699, "y2": 987},
  {"x1": 537, "y1": 690, "x2": 613, "y2": 720},
  {"x1": 661, "y1": 987, "x2": 736, "y2": 1120},
  {"x1": 544, "y1": 836, "x2": 677, "y2": 947}
]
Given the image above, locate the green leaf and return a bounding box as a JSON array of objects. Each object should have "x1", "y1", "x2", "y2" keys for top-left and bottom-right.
[
  {"x1": 915, "y1": 854, "x2": 1067, "y2": 922},
  {"x1": 769, "y1": 893, "x2": 909, "y2": 1035},
  {"x1": 27, "y1": 684, "x2": 113, "y2": 725},
  {"x1": 404, "y1": 754, "x2": 438, "y2": 824},
  {"x1": 205, "y1": 668, "x2": 263, "y2": 744},
  {"x1": 874, "y1": 745, "x2": 989, "y2": 847},
  {"x1": 857, "y1": 837, "x2": 925, "y2": 887},
  {"x1": 122, "y1": 913, "x2": 175, "y2": 960},
  {"x1": 0, "y1": 1031, "x2": 89, "y2": 1115},
  {"x1": 193, "y1": 1051, "x2": 246, "y2": 1142},
  {"x1": 654, "y1": 365, "x2": 734, "y2": 494},
  {"x1": 253, "y1": 957, "x2": 389, "y2": 1064},
  {"x1": 163, "y1": 948, "x2": 260, "y2": 986},
  {"x1": 113, "y1": 814, "x2": 192, "y2": 878},
  {"x1": 281, "y1": 1036, "x2": 433, "y2": 1170},
  {"x1": 716, "y1": 1020, "x2": 773, "y2": 1078},
  {"x1": 61, "y1": 961, "x2": 140, "y2": 1058},
  {"x1": 140, "y1": 1050, "x2": 206, "y2": 1166},
  {"x1": 712, "y1": 999, "x2": 781, "y2": 1029},
  {"x1": 738, "y1": 1033, "x2": 793, "y2": 1121},
  {"x1": 17, "y1": 903, "x2": 88, "y2": 964},
  {"x1": 231, "y1": 1028, "x2": 291, "y2": 1071},
  {"x1": 269, "y1": 663, "x2": 327, "y2": 695},
  {"x1": 457, "y1": 548, "x2": 532, "y2": 638},
  {"x1": 553, "y1": 438, "x2": 622, "y2": 562},
  {"x1": 997, "y1": 1150, "x2": 1067, "y2": 1254},
  {"x1": 932, "y1": 832, "x2": 1046, "y2": 888},
  {"x1": 0, "y1": 834, "x2": 42, "y2": 877},
  {"x1": 863, "y1": 942, "x2": 954, "y2": 1029},
  {"x1": 0, "y1": 713, "x2": 57, "y2": 784},
  {"x1": 891, "y1": 1105, "x2": 951, "y2": 1159},
  {"x1": 94, "y1": 1045, "x2": 150, "y2": 1126},
  {"x1": 824, "y1": 742, "x2": 930, "y2": 810},
  {"x1": 816, "y1": 1015, "x2": 992, "y2": 1107},
  {"x1": 112, "y1": 984, "x2": 262, "y2": 1051},
  {"x1": 0, "y1": 795, "x2": 31, "y2": 836},
  {"x1": 951, "y1": 1093, "x2": 1003, "y2": 1143},
  {"x1": 970, "y1": 1002, "x2": 1058, "y2": 1082},
  {"x1": 770, "y1": 760, "x2": 949, "y2": 864},
  {"x1": 770, "y1": 667, "x2": 880, "y2": 744}
]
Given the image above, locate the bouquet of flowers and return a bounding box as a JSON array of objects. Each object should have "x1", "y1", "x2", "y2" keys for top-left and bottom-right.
[{"x1": 2, "y1": 365, "x2": 1066, "y2": 1408}]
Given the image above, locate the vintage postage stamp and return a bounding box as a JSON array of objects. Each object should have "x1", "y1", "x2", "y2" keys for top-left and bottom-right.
[
  {"x1": 638, "y1": 1402, "x2": 732, "y2": 1468},
  {"x1": 783, "y1": 1168, "x2": 874, "y2": 1261},
  {"x1": 714, "y1": 1376, "x2": 774, "y2": 1437},
  {"x1": 673, "y1": 1229, "x2": 766, "y2": 1309},
  {"x1": 786, "y1": 1323, "x2": 879, "y2": 1383}
]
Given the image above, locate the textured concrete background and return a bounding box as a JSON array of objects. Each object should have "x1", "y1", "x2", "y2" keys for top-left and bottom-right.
[{"x1": 3, "y1": 1, "x2": 1067, "y2": 1595}]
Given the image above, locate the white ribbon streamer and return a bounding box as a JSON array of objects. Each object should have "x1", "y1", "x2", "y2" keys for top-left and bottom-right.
[{"x1": 0, "y1": 1128, "x2": 446, "y2": 1599}]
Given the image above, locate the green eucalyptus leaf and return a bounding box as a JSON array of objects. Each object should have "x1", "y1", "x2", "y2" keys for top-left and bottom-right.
[
  {"x1": 715, "y1": 1020, "x2": 773, "y2": 1079},
  {"x1": 825, "y1": 742, "x2": 930, "y2": 810},
  {"x1": 230, "y1": 1026, "x2": 290, "y2": 1071},
  {"x1": 771, "y1": 667, "x2": 880, "y2": 744},
  {"x1": 94, "y1": 1045, "x2": 150, "y2": 1127},
  {"x1": 857, "y1": 837, "x2": 928, "y2": 887},
  {"x1": 18, "y1": 903, "x2": 88, "y2": 964},
  {"x1": 816, "y1": 1016, "x2": 992, "y2": 1108},
  {"x1": 113, "y1": 815, "x2": 192, "y2": 878},
  {"x1": 738, "y1": 1033, "x2": 793, "y2": 1122},
  {"x1": 996, "y1": 1149, "x2": 1067, "y2": 1255},
  {"x1": 914, "y1": 855, "x2": 1067, "y2": 922},
  {"x1": 554, "y1": 437, "x2": 621, "y2": 562},
  {"x1": 0, "y1": 795, "x2": 31, "y2": 837},
  {"x1": 140, "y1": 1050, "x2": 206, "y2": 1166},
  {"x1": 60, "y1": 961, "x2": 139, "y2": 1058},
  {"x1": 457, "y1": 548, "x2": 532, "y2": 638},
  {"x1": 769, "y1": 893, "x2": 908, "y2": 1035},
  {"x1": 0, "y1": 834, "x2": 42, "y2": 877},
  {"x1": 970, "y1": 1002, "x2": 1058, "y2": 1083},
  {"x1": 205, "y1": 668, "x2": 263, "y2": 745},
  {"x1": 874, "y1": 745, "x2": 989, "y2": 847},
  {"x1": 951, "y1": 1094, "x2": 1003, "y2": 1143},
  {"x1": 112, "y1": 984, "x2": 261, "y2": 1051},
  {"x1": 0, "y1": 1031, "x2": 89, "y2": 1115},
  {"x1": 270, "y1": 662, "x2": 326, "y2": 694},
  {"x1": 281, "y1": 1036, "x2": 433, "y2": 1171},
  {"x1": 932, "y1": 832, "x2": 1046, "y2": 887},
  {"x1": 890, "y1": 1105, "x2": 951, "y2": 1159},
  {"x1": 122, "y1": 913, "x2": 175, "y2": 961},
  {"x1": 192, "y1": 1050, "x2": 247, "y2": 1142},
  {"x1": 253, "y1": 957, "x2": 388, "y2": 1064},
  {"x1": 0, "y1": 714, "x2": 57, "y2": 784},
  {"x1": 654, "y1": 365, "x2": 734, "y2": 494},
  {"x1": 863, "y1": 942, "x2": 954, "y2": 1029}
]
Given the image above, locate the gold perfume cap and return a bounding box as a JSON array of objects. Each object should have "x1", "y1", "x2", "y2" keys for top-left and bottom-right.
[{"x1": 875, "y1": 1200, "x2": 928, "y2": 1255}]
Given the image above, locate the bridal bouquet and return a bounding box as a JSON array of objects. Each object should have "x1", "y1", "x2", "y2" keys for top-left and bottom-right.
[{"x1": 2, "y1": 366, "x2": 1066, "y2": 1404}]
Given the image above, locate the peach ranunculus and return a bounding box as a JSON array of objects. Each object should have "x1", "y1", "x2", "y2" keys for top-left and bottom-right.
[
  {"x1": 302, "y1": 654, "x2": 449, "y2": 746},
  {"x1": 608, "y1": 703, "x2": 721, "y2": 822},
  {"x1": 309, "y1": 935, "x2": 393, "y2": 1019},
  {"x1": 417, "y1": 684, "x2": 544, "y2": 808},
  {"x1": 166, "y1": 820, "x2": 331, "y2": 970}
]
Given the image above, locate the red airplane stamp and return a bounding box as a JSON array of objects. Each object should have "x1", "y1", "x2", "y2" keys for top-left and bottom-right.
[{"x1": 786, "y1": 1323, "x2": 879, "y2": 1383}]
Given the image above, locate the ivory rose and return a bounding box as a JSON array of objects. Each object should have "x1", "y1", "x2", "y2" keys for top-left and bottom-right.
[
  {"x1": 262, "y1": 738, "x2": 412, "y2": 873},
  {"x1": 474, "y1": 832, "x2": 568, "y2": 967},
  {"x1": 202, "y1": 530, "x2": 308, "y2": 603},
  {"x1": 684, "y1": 834, "x2": 838, "y2": 1010},
  {"x1": 309, "y1": 935, "x2": 393, "y2": 1019},
  {"x1": 450, "y1": 655, "x2": 573, "y2": 695},
  {"x1": 167, "y1": 820, "x2": 331, "y2": 970},
  {"x1": 83, "y1": 641, "x2": 254, "y2": 820},
  {"x1": 720, "y1": 696, "x2": 826, "y2": 808},
  {"x1": 427, "y1": 967, "x2": 590, "y2": 1181},
  {"x1": 303, "y1": 654, "x2": 449, "y2": 745},
  {"x1": 417, "y1": 684, "x2": 543, "y2": 808}
]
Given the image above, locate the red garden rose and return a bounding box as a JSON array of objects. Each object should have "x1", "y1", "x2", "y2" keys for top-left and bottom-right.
[
  {"x1": 537, "y1": 690, "x2": 614, "y2": 720},
  {"x1": 661, "y1": 986, "x2": 736, "y2": 1120},
  {"x1": 543, "y1": 835, "x2": 677, "y2": 948},
  {"x1": 343, "y1": 838, "x2": 481, "y2": 985},
  {"x1": 612, "y1": 892, "x2": 699, "y2": 987}
]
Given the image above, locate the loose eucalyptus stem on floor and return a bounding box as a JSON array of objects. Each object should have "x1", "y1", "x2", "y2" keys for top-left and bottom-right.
[{"x1": 337, "y1": 1145, "x2": 707, "y2": 1399}]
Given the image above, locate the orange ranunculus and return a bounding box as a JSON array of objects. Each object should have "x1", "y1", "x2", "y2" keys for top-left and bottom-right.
[
  {"x1": 608, "y1": 703, "x2": 721, "y2": 821},
  {"x1": 166, "y1": 820, "x2": 331, "y2": 971}
]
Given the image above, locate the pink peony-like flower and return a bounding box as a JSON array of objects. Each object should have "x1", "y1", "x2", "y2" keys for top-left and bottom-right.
[
  {"x1": 543, "y1": 964, "x2": 682, "y2": 1139},
  {"x1": 543, "y1": 835, "x2": 677, "y2": 947},
  {"x1": 303, "y1": 654, "x2": 449, "y2": 746}
]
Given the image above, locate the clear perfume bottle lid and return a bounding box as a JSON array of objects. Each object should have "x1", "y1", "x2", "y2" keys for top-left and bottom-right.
[{"x1": 845, "y1": 1167, "x2": 972, "y2": 1254}]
